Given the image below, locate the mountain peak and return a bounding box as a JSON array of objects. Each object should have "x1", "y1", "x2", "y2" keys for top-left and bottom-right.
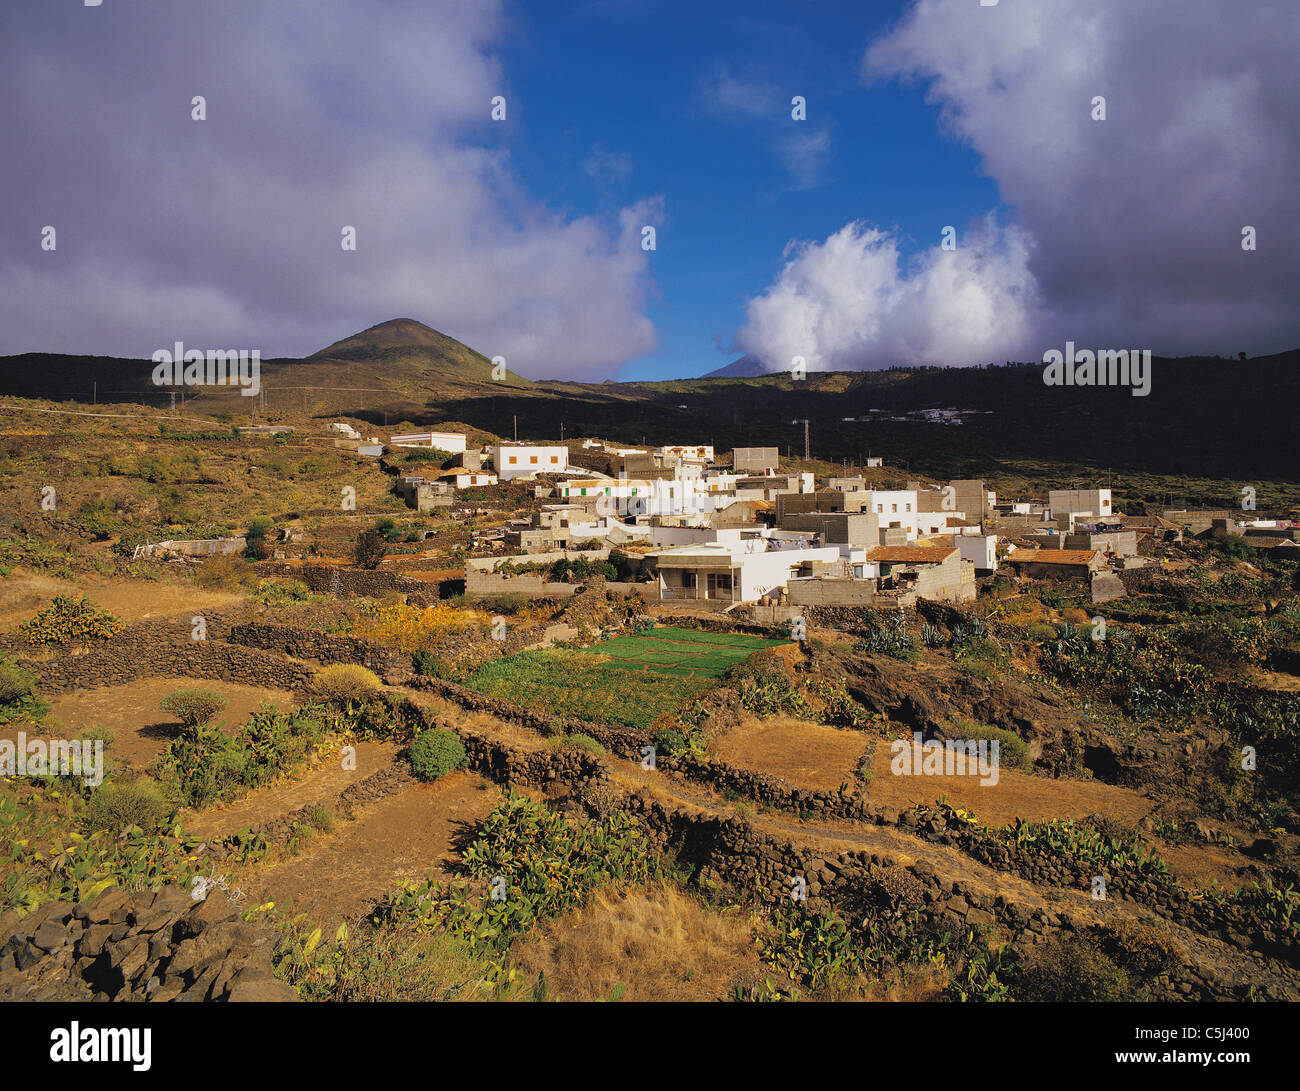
[
  {"x1": 311, "y1": 318, "x2": 454, "y2": 358},
  {"x1": 702, "y1": 354, "x2": 772, "y2": 378}
]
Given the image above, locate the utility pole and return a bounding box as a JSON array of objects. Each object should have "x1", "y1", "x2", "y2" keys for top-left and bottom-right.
[
  {"x1": 791, "y1": 419, "x2": 810, "y2": 461},
  {"x1": 513, "y1": 415, "x2": 518, "y2": 442}
]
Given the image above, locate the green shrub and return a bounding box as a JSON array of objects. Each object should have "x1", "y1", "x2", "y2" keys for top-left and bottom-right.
[
  {"x1": 84, "y1": 779, "x2": 172, "y2": 832},
  {"x1": 0, "y1": 657, "x2": 41, "y2": 708},
  {"x1": 309, "y1": 806, "x2": 334, "y2": 833},
  {"x1": 159, "y1": 688, "x2": 227, "y2": 732},
  {"x1": 945, "y1": 719, "x2": 1034, "y2": 773},
  {"x1": 153, "y1": 701, "x2": 338, "y2": 808},
  {"x1": 560, "y1": 733, "x2": 605, "y2": 755},
  {"x1": 355, "y1": 529, "x2": 388, "y2": 569},
  {"x1": 245, "y1": 515, "x2": 274, "y2": 560},
  {"x1": 411, "y1": 650, "x2": 457, "y2": 679},
  {"x1": 409, "y1": 729, "x2": 467, "y2": 781},
  {"x1": 1014, "y1": 936, "x2": 1135, "y2": 1001},
  {"x1": 250, "y1": 578, "x2": 313, "y2": 606},
  {"x1": 651, "y1": 726, "x2": 687, "y2": 756},
  {"x1": 19, "y1": 595, "x2": 123, "y2": 645},
  {"x1": 1213, "y1": 535, "x2": 1256, "y2": 561},
  {"x1": 193, "y1": 553, "x2": 253, "y2": 590}
]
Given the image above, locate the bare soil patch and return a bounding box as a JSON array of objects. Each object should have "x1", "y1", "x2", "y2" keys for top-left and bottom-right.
[
  {"x1": 711, "y1": 715, "x2": 868, "y2": 790},
  {"x1": 241, "y1": 771, "x2": 500, "y2": 924},
  {"x1": 709, "y1": 715, "x2": 1158, "y2": 829},
  {"x1": 0, "y1": 570, "x2": 242, "y2": 631},
  {"x1": 862, "y1": 737, "x2": 1156, "y2": 828},
  {"x1": 33, "y1": 677, "x2": 295, "y2": 768}
]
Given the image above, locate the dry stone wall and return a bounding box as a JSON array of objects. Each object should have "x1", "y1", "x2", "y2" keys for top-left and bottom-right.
[
  {"x1": 0, "y1": 886, "x2": 295, "y2": 1002},
  {"x1": 14, "y1": 634, "x2": 314, "y2": 694}
]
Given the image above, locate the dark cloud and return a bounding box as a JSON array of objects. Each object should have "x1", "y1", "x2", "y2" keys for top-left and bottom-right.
[{"x1": 0, "y1": 0, "x2": 659, "y2": 377}]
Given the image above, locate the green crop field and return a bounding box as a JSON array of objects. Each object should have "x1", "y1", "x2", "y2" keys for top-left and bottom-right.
[
  {"x1": 596, "y1": 626, "x2": 785, "y2": 675},
  {"x1": 464, "y1": 626, "x2": 786, "y2": 728}
]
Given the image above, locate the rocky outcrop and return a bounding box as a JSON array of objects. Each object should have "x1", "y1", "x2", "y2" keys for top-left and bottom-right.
[{"x1": 0, "y1": 885, "x2": 296, "y2": 1002}]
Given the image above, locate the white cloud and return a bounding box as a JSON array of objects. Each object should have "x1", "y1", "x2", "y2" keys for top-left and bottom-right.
[
  {"x1": 0, "y1": 0, "x2": 659, "y2": 379},
  {"x1": 740, "y1": 0, "x2": 1300, "y2": 371},
  {"x1": 736, "y1": 219, "x2": 1039, "y2": 370}
]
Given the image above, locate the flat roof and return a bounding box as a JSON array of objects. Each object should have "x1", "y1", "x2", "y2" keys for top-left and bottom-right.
[
  {"x1": 863, "y1": 546, "x2": 957, "y2": 563},
  {"x1": 1006, "y1": 549, "x2": 1098, "y2": 564}
]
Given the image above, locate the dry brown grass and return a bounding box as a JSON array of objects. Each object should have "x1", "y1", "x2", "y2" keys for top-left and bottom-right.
[
  {"x1": 861, "y1": 737, "x2": 1156, "y2": 828},
  {"x1": 509, "y1": 884, "x2": 766, "y2": 1001},
  {"x1": 812, "y1": 961, "x2": 949, "y2": 1002},
  {"x1": 710, "y1": 714, "x2": 868, "y2": 790},
  {"x1": 409, "y1": 696, "x2": 548, "y2": 751}
]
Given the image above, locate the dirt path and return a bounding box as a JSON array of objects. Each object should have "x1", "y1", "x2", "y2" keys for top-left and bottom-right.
[
  {"x1": 604, "y1": 757, "x2": 1300, "y2": 999},
  {"x1": 180, "y1": 741, "x2": 399, "y2": 839},
  {"x1": 241, "y1": 771, "x2": 502, "y2": 924}
]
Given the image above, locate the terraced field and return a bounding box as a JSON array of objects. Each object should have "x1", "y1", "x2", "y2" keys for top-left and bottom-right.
[
  {"x1": 464, "y1": 626, "x2": 787, "y2": 728},
  {"x1": 595, "y1": 626, "x2": 786, "y2": 677}
]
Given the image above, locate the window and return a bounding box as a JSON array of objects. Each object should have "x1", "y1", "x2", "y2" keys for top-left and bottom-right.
[
  {"x1": 905, "y1": 504, "x2": 912, "y2": 512},
  {"x1": 891, "y1": 504, "x2": 898, "y2": 513},
  {"x1": 682, "y1": 571, "x2": 697, "y2": 589},
  {"x1": 508, "y1": 456, "x2": 517, "y2": 465},
  {"x1": 530, "y1": 456, "x2": 538, "y2": 464}
]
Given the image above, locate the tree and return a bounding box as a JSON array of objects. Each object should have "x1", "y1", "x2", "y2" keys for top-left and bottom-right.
[
  {"x1": 355, "y1": 528, "x2": 387, "y2": 569},
  {"x1": 245, "y1": 516, "x2": 273, "y2": 560},
  {"x1": 160, "y1": 688, "x2": 227, "y2": 732}
]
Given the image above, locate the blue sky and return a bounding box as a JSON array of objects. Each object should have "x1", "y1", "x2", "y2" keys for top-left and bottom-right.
[
  {"x1": 497, "y1": 0, "x2": 1000, "y2": 379},
  {"x1": 1, "y1": 1, "x2": 1295, "y2": 379}
]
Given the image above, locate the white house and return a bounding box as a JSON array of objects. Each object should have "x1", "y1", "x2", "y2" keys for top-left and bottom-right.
[
  {"x1": 865, "y1": 490, "x2": 921, "y2": 538},
  {"x1": 658, "y1": 444, "x2": 714, "y2": 463},
  {"x1": 491, "y1": 444, "x2": 569, "y2": 480},
  {"x1": 437, "y1": 469, "x2": 498, "y2": 488},
  {"x1": 558, "y1": 475, "x2": 735, "y2": 518},
  {"x1": 652, "y1": 538, "x2": 841, "y2": 604},
  {"x1": 389, "y1": 431, "x2": 467, "y2": 454},
  {"x1": 1049, "y1": 488, "x2": 1112, "y2": 519},
  {"x1": 949, "y1": 533, "x2": 998, "y2": 573}
]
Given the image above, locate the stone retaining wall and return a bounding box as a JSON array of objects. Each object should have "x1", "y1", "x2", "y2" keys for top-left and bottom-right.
[
  {"x1": 228, "y1": 623, "x2": 405, "y2": 675},
  {"x1": 14, "y1": 634, "x2": 315, "y2": 694},
  {"x1": 0, "y1": 886, "x2": 295, "y2": 1002}
]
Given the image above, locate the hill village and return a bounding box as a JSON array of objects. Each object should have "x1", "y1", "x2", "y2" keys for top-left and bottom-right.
[
  {"x1": 230, "y1": 422, "x2": 1294, "y2": 618},
  {"x1": 4, "y1": 403, "x2": 1299, "y2": 1006}
]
